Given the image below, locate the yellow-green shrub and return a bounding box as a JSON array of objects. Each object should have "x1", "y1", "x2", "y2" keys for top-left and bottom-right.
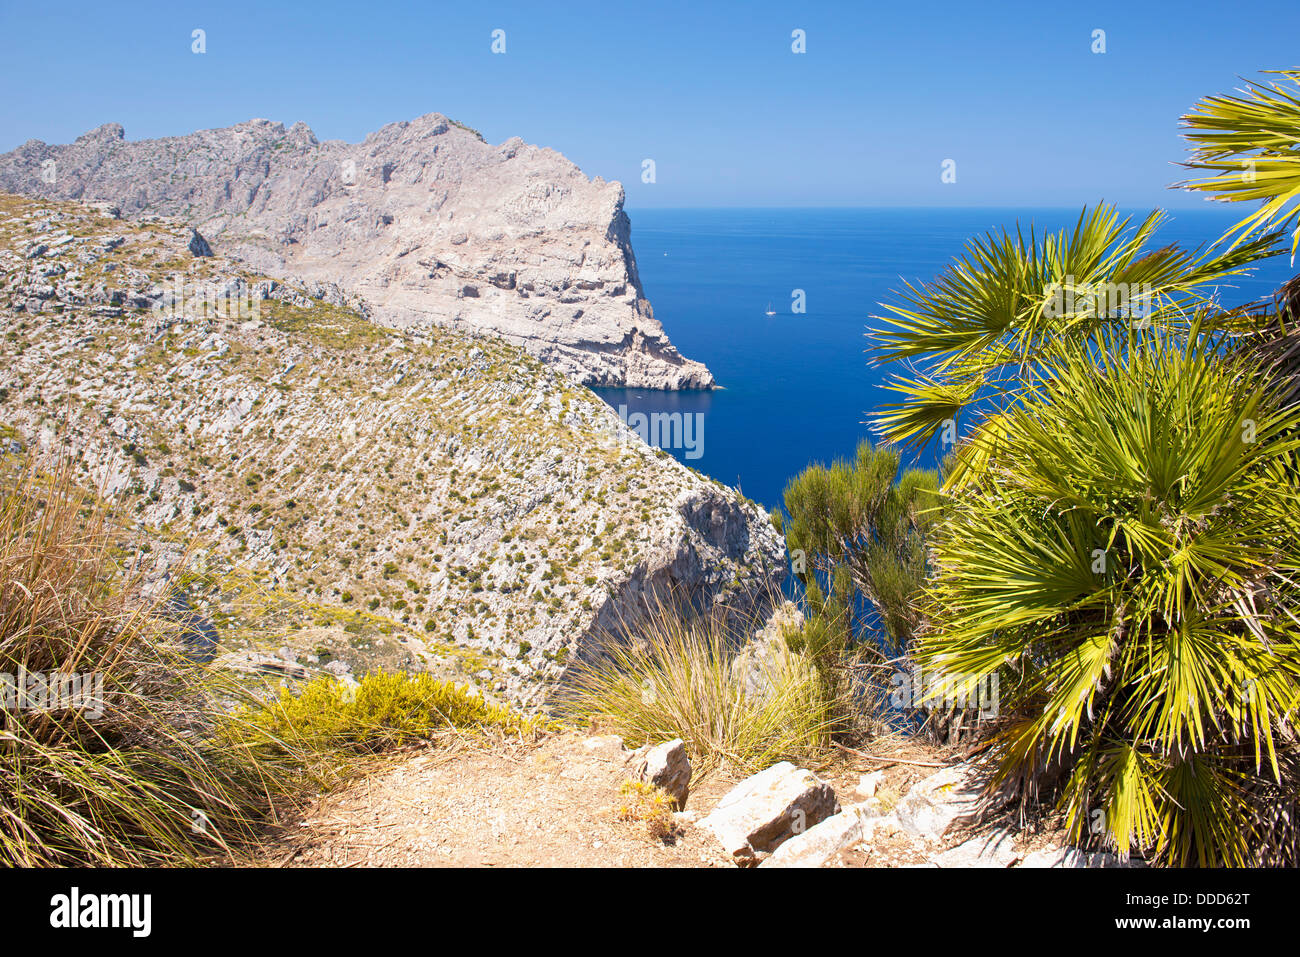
[
  {"x1": 615, "y1": 779, "x2": 678, "y2": 841},
  {"x1": 236, "y1": 671, "x2": 537, "y2": 761}
]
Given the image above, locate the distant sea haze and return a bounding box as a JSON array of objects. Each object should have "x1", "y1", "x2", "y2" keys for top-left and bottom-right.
[{"x1": 596, "y1": 207, "x2": 1297, "y2": 510}]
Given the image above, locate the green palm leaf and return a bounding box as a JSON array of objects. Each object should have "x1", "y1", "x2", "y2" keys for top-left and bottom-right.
[
  {"x1": 1178, "y1": 69, "x2": 1300, "y2": 262},
  {"x1": 870, "y1": 205, "x2": 1281, "y2": 449}
]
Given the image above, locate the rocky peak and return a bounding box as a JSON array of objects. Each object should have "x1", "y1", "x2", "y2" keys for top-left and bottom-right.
[
  {"x1": 286, "y1": 121, "x2": 318, "y2": 147},
  {"x1": 74, "y1": 122, "x2": 125, "y2": 145}
]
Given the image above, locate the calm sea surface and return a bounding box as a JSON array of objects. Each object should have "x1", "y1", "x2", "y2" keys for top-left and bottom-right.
[{"x1": 595, "y1": 207, "x2": 1296, "y2": 511}]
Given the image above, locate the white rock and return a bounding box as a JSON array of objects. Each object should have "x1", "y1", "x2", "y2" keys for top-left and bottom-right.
[
  {"x1": 630, "y1": 738, "x2": 691, "y2": 808},
  {"x1": 856, "y1": 796, "x2": 889, "y2": 818},
  {"x1": 581, "y1": 734, "x2": 627, "y2": 760},
  {"x1": 760, "y1": 806, "x2": 873, "y2": 868},
  {"x1": 699, "y1": 762, "x2": 839, "y2": 864},
  {"x1": 1017, "y1": 846, "x2": 1145, "y2": 868},
  {"x1": 855, "y1": 770, "x2": 885, "y2": 800},
  {"x1": 929, "y1": 828, "x2": 1019, "y2": 868},
  {"x1": 892, "y1": 763, "x2": 991, "y2": 842}
]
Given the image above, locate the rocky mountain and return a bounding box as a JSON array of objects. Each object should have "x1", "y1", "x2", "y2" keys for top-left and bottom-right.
[
  {"x1": 0, "y1": 193, "x2": 779, "y2": 708},
  {"x1": 0, "y1": 115, "x2": 714, "y2": 390}
]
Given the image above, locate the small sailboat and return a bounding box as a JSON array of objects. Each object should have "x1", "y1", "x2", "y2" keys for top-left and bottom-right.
[{"x1": 764, "y1": 301, "x2": 776, "y2": 317}]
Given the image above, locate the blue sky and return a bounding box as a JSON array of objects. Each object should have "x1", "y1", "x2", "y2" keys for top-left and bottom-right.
[{"x1": 1, "y1": 0, "x2": 1297, "y2": 208}]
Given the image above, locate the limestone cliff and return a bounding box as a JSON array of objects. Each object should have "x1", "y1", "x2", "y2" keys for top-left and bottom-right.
[{"x1": 0, "y1": 116, "x2": 714, "y2": 390}]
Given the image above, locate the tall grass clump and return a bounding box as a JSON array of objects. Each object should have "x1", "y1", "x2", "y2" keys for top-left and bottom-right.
[
  {"x1": 560, "y1": 601, "x2": 851, "y2": 773},
  {"x1": 0, "y1": 459, "x2": 295, "y2": 866}
]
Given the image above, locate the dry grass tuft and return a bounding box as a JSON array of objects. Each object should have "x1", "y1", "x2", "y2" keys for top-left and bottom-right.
[
  {"x1": 560, "y1": 600, "x2": 851, "y2": 774},
  {"x1": 0, "y1": 456, "x2": 300, "y2": 866}
]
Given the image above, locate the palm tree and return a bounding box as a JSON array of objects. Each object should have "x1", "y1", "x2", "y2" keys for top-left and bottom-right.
[
  {"x1": 916, "y1": 329, "x2": 1300, "y2": 865},
  {"x1": 862, "y1": 71, "x2": 1300, "y2": 864},
  {"x1": 780, "y1": 441, "x2": 939, "y2": 655}
]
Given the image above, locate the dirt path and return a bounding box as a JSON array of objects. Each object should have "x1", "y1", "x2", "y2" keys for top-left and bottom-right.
[
  {"x1": 268, "y1": 732, "x2": 749, "y2": 867},
  {"x1": 264, "y1": 731, "x2": 1031, "y2": 868}
]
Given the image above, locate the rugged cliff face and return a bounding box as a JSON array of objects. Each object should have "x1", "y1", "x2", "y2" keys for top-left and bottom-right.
[
  {"x1": 0, "y1": 193, "x2": 776, "y2": 708},
  {"x1": 0, "y1": 116, "x2": 714, "y2": 390}
]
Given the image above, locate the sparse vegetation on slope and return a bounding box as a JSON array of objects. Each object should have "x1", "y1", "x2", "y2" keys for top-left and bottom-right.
[
  {"x1": 0, "y1": 453, "x2": 553, "y2": 865},
  {"x1": 0, "y1": 192, "x2": 782, "y2": 709}
]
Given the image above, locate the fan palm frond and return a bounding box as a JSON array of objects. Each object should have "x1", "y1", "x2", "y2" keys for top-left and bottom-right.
[
  {"x1": 1178, "y1": 69, "x2": 1300, "y2": 262},
  {"x1": 870, "y1": 204, "x2": 1281, "y2": 449},
  {"x1": 916, "y1": 332, "x2": 1300, "y2": 865}
]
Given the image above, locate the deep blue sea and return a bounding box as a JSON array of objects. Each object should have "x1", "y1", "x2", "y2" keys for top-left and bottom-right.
[{"x1": 595, "y1": 207, "x2": 1297, "y2": 511}]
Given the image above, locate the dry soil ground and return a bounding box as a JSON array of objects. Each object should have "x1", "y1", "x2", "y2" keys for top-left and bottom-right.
[{"x1": 260, "y1": 730, "x2": 993, "y2": 868}]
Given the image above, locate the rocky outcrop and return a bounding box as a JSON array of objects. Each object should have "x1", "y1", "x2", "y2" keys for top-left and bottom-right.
[
  {"x1": 691, "y1": 755, "x2": 1145, "y2": 869},
  {"x1": 186, "y1": 228, "x2": 212, "y2": 258},
  {"x1": 760, "y1": 806, "x2": 874, "y2": 868},
  {"x1": 891, "y1": 762, "x2": 991, "y2": 841},
  {"x1": 928, "y1": 829, "x2": 1019, "y2": 868},
  {"x1": 0, "y1": 116, "x2": 714, "y2": 390}
]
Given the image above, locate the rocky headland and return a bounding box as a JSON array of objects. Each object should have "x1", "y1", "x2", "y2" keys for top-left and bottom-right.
[{"x1": 0, "y1": 115, "x2": 713, "y2": 389}]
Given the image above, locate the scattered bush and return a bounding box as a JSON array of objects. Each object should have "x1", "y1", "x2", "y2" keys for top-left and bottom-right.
[{"x1": 614, "y1": 779, "x2": 678, "y2": 841}]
